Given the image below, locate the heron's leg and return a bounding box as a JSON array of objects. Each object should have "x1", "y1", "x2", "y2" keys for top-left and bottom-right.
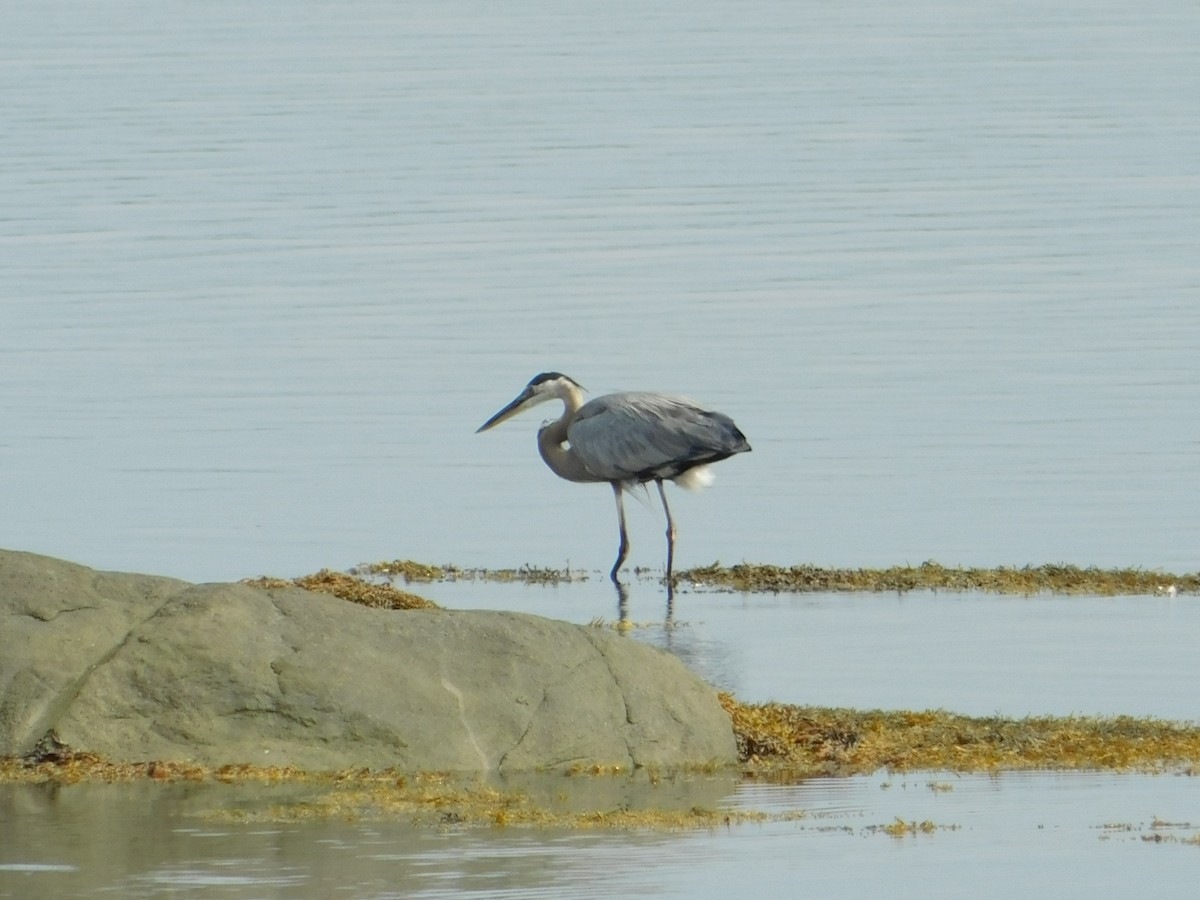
[
  {"x1": 656, "y1": 479, "x2": 677, "y2": 583},
  {"x1": 610, "y1": 483, "x2": 630, "y2": 582}
]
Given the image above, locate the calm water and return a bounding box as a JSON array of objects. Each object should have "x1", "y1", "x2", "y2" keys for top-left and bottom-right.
[
  {"x1": 3, "y1": 772, "x2": 1200, "y2": 899},
  {"x1": 4, "y1": 0, "x2": 1200, "y2": 895},
  {"x1": 424, "y1": 579, "x2": 1200, "y2": 720}
]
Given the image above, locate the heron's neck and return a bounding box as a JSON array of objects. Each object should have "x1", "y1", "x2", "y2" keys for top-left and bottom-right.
[{"x1": 537, "y1": 386, "x2": 597, "y2": 483}]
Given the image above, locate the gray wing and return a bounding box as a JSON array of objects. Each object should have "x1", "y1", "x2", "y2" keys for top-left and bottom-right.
[{"x1": 567, "y1": 392, "x2": 749, "y2": 483}]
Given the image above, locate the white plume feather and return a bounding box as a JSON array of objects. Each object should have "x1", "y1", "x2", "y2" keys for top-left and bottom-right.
[{"x1": 674, "y1": 465, "x2": 714, "y2": 491}]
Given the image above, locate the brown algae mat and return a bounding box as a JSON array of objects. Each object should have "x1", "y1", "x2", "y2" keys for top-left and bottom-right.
[
  {"x1": 0, "y1": 754, "x2": 782, "y2": 829},
  {"x1": 243, "y1": 569, "x2": 438, "y2": 609},
  {"x1": 684, "y1": 561, "x2": 1198, "y2": 596},
  {"x1": 352, "y1": 558, "x2": 1197, "y2": 596},
  {"x1": 5, "y1": 699, "x2": 1200, "y2": 830},
  {"x1": 720, "y1": 695, "x2": 1200, "y2": 779}
]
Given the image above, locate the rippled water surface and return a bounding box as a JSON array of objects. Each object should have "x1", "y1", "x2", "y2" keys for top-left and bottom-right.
[
  {"x1": 4, "y1": 0, "x2": 1200, "y2": 895},
  {"x1": 4, "y1": 0, "x2": 1199, "y2": 583}
]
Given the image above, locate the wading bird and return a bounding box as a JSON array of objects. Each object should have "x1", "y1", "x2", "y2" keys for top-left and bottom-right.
[{"x1": 476, "y1": 372, "x2": 751, "y2": 584}]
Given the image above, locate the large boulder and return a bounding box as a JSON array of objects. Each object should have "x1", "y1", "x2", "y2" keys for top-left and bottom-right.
[{"x1": 0, "y1": 550, "x2": 736, "y2": 772}]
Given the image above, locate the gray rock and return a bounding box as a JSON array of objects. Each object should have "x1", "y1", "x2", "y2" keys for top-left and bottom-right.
[{"x1": 0, "y1": 549, "x2": 736, "y2": 772}]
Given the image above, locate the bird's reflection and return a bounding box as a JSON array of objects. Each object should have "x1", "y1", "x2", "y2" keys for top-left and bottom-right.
[
  {"x1": 612, "y1": 577, "x2": 676, "y2": 629},
  {"x1": 615, "y1": 578, "x2": 630, "y2": 622}
]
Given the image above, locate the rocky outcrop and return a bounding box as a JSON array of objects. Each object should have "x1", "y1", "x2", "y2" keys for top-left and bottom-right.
[{"x1": 0, "y1": 550, "x2": 736, "y2": 772}]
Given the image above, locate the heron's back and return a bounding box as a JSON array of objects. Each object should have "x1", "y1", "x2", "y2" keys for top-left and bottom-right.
[{"x1": 568, "y1": 391, "x2": 750, "y2": 483}]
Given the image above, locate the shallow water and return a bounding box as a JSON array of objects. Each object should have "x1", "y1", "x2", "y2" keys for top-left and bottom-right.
[
  {"x1": 422, "y1": 579, "x2": 1200, "y2": 721},
  {"x1": 3, "y1": 771, "x2": 1199, "y2": 899}
]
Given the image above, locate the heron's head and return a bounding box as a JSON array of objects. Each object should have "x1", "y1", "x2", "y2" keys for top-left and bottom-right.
[{"x1": 476, "y1": 372, "x2": 585, "y2": 432}]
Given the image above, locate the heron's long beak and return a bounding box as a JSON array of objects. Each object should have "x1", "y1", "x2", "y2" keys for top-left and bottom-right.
[{"x1": 476, "y1": 388, "x2": 537, "y2": 433}]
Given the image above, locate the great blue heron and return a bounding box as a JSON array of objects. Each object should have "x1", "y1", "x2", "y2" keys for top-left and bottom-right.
[{"x1": 476, "y1": 372, "x2": 751, "y2": 583}]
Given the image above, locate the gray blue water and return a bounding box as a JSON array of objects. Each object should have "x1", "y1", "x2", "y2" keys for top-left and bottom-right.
[
  {"x1": 4, "y1": 0, "x2": 1198, "y2": 583},
  {"x1": 3, "y1": 1, "x2": 1200, "y2": 896}
]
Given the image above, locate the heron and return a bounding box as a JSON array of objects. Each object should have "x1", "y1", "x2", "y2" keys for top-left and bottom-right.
[{"x1": 476, "y1": 372, "x2": 751, "y2": 584}]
